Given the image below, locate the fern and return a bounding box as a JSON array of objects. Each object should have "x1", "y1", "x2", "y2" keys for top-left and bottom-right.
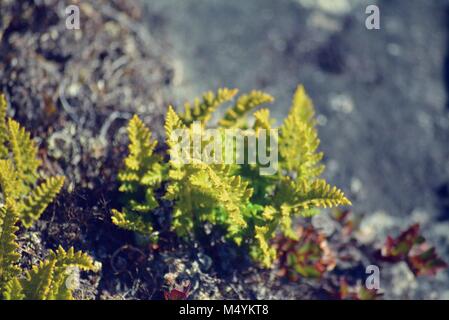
[
  {"x1": 0, "y1": 201, "x2": 99, "y2": 300},
  {"x1": 0, "y1": 199, "x2": 20, "y2": 290},
  {"x1": 0, "y1": 95, "x2": 8, "y2": 158},
  {"x1": 112, "y1": 85, "x2": 351, "y2": 268},
  {"x1": 219, "y1": 90, "x2": 274, "y2": 128},
  {"x1": 0, "y1": 197, "x2": 99, "y2": 300},
  {"x1": 19, "y1": 176, "x2": 65, "y2": 228},
  {"x1": 180, "y1": 88, "x2": 238, "y2": 125},
  {"x1": 0, "y1": 160, "x2": 21, "y2": 199},
  {"x1": 7, "y1": 118, "x2": 41, "y2": 189},
  {"x1": 3, "y1": 278, "x2": 24, "y2": 300},
  {"x1": 253, "y1": 108, "x2": 272, "y2": 133},
  {"x1": 279, "y1": 85, "x2": 324, "y2": 182},
  {"x1": 20, "y1": 259, "x2": 56, "y2": 300},
  {"x1": 111, "y1": 115, "x2": 165, "y2": 241},
  {"x1": 6, "y1": 246, "x2": 98, "y2": 300},
  {"x1": 0, "y1": 93, "x2": 98, "y2": 300},
  {"x1": 0, "y1": 92, "x2": 65, "y2": 227}
]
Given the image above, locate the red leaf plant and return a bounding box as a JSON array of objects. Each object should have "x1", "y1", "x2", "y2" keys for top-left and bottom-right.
[
  {"x1": 338, "y1": 277, "x2": 382, "y2": 300},
  {"x1": 163, "y1": 274, "x2": 191, "y2": 300},
  {"x1": 379, "y1": 224, "x2": 447, "y2": 276},
  {"x1": 275, "y1": 226, "x2": 336, "y2": 280}
]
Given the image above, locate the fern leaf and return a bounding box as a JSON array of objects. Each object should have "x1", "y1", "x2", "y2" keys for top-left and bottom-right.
[
  {"x1": 279, "y1": 85, "x2": 324, "y2": 181},
  {"x1": 49, "y1": 246, "x2": 98, "y2": 272},
  {"x1": 19, "y1": 176, "x2": 65, "y2": 228},
  {"x1": 277, "y1": 177, "x2": 350, "y2": 213},
  {"x1": 279, "y1": 204, "x2": 298, "y2": 240},
  {"x1": 253, "y1": 108, "x2": 272, "y2": 133},
  {"x1": 111, "y1": 208, "x2": 156, "y2": 238},
  {"x1": 3, "y1": 277, "x2": 25, "y2": 300},
  {"x1": 165, "y1": 105, "x2": 186, "y2": 147},
  {"x1": 0, "y1": 199, "x2": 21, "y2": 291},
  {"x1": 181, "y1": 88, "x2": 238, "y2": 125},
  {"x1": 0, "y1": 94, "x2": 8, "y2": 158},
  {"x1": 7, "y1": 118, "x2": 41, "y2": 189},
  {"x1": 124, "y1": 115, "x2": 157, "y2": 173},
  {"x1": 19, "y1": 246, "x2": 98, "y2": 300},
  {"x1": 290, "y1": 85, "x2": 316, "y2": 125},
  {"x1": 112, "y1": 116, "x2": 164, "y2": 238},
  {"x1": 192, "y1": 163, "x2": 253, "y2": 234},
  {"x1": 21, "y1": 259, "x2": 56, "y2": 300},
  {"x1": 219, "y1": 90, "x2": 274, "y2": 128},
  {"x1": 294, "y1": 179, "x2": 352, "y2": 211},
  {"x1": 49, "y1": 277, "x2": 73, "y2": 300},
  {"x1": 252, "y1": 225, "x2": 276, "y2": 268},
  {"x1": 0, "y1": 159, "x2": 23, "y2": 199},
  {"x1": 47, "y1": 246, "x2": 98, "y2": 300}
]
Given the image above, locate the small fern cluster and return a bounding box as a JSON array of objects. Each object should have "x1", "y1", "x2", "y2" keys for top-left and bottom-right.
[
  {"x1": 112, "y1": 86, "x2": 351, "y2": 267},
  {"x1": 0, "y1": 93, "x2": 99, "y2": 300},
  {"x1": 0, "y1": 94, "x2": 65, "y2": 228},
  {"x1": 0, "y1": 199, "x2": 98, "y2": 300}
]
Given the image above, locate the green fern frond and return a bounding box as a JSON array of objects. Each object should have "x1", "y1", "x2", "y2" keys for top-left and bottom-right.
[
  {"x1": 252, "y1": 225, "x2": 276, "y2": 268},
  {"x1": 0, "y1": 159, "x2": 22, "y2": 199},
  {"x1": 193, "y1": 163, "x2": 253, "y2": 233},
  {"x1": 0, "y1": 92, "x2": 97, "y2": 300},
  {"x1": 290, "y1": 85, "x2": 316, "y2": 125},
  {"x1": 279, "y1": 204, "x2": 298, "y2": 240},
  {"x1": 19, "y1": 176, "x2": 65, "y2": 228},
  {"x1": 111, "y1": 116, "x2": 164, "y2": 241},
  {"x1": 0, "y1": 199, "x2": 20, "y2": 292},
  {"x1": 7, "y1": 118, "x2": 40, "y2": 189},
  {"x1": 279, "y1": 85, "x2": 324, "y2": 182},
  {"x1": 219, "y1": 90, "x2": 274, "y2": 128},
  {"x1": 123, "y1": 115, "x2": 157, "y2": 172},
  {"x1": 0, "y1": 95, "x2": 65, "y2": 229},
  {"x1": 165, "y1": 105, "x2": 187, "y2": 151},
  {"x1": 275, "y1": 177, "x2": 350, "y2": 216},
  {"x1": 3, "y1": 278, "x2": 24, "y2": 300},
  {"x1": 111, "y1": 208, "x2": 156, "y2": 238},
  {"x1": 18, "y1": 246, "x2": 98, "y2": 300},
  {"x1": 253, "y1": 108, "x2": 273, "y2": 133},
  {"x1": 165, "y1": 160, "x2": 253, "y2": 238},
  {"x1": 181, "y1": 88, "x2": 238, "y2": 125},
  {"x1": 0, "y1": 94, "x2": 8, "y2": 158},
  {"x1": 294, "y1": 179, "x2": 352, "y2": 211},
  {"x1": 48, "y1": 246, "x2": 98, "y2": 272},
  {"x1": 47, "y1": 246, "x2": 99, "y2": 300},
  {"x1": 21, "y1": 259, "x2": 56, "y2": 300}
]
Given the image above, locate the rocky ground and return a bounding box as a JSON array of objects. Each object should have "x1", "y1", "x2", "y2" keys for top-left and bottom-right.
[{"x1": 0, "y1": 0, "x2": 448, "y2": 299}]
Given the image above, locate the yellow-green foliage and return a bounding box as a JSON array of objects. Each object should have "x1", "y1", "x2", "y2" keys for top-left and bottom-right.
[
  {"x1": 0, "y1": 93, "x2": 98, "y2": 300},
  {"x1": 8, "y1": 246, "x2": 98, "y2": 300},
  {"x1": 0, "y1": 93, "x2": 65, "y2": 228},
  {"x1": 219, "y1": 90, "x2": 274, "y2": 128},
  {"x1": 112, "y1": 86, "x2": 351, "y2": 267},
  {"x1": 111, "y1": 115, "x2": 165, "y2": 241},
  {"x1": 0, "y1": 198, "x2": 99, "y2": 300},
  {"x1": 0, "y1": 199, "x2": 20, "y2": 291},
  {"x1": 180, "y1": 88, "x2": 238, "y2": 125}
]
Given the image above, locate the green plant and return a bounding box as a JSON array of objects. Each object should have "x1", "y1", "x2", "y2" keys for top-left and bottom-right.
[
  {"x1": 0, "y1": 93, "x2": 99, "y2": 300},
  {"x1": 112, "y1": 85, "x2": 351, "y2": 267},
  {"x1": 111, "y1": 114, "x2": 166, "y2": 242},
  {"x1": 0, "y1": 93, "x2": 65, "y2": 228},
  {"x1": 0, "y1": 199, "x2": 98, "y2": 300}
]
